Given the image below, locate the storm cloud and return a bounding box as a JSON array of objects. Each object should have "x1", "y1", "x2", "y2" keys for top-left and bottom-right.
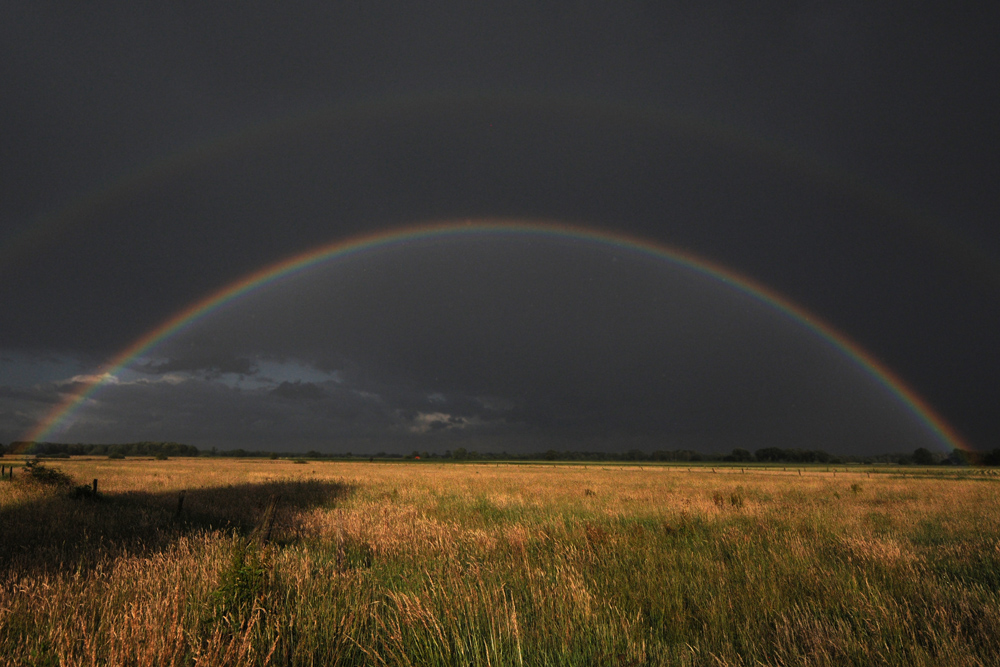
[{"x1": 1, "y1": 3, "x2": 997, "y2": 453}]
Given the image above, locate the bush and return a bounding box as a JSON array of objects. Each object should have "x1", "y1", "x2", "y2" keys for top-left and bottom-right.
[
  {"x1": 154, "y1": 453, "x2": 169, "y2": 461},
  {"x1": 108, "y1": 452, "x2": 125, "y2": 460},
  {"x1": 20, "y1": 461, "x2": 73, "y2": 487}
]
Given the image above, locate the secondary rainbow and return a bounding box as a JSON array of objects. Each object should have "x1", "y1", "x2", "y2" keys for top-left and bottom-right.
[
  {"x1": 6, "y1": 93, "x2": 995, "y2": 294},
  {"x1": 24, "y1": 219, "x2": 970, "y2": 452}
]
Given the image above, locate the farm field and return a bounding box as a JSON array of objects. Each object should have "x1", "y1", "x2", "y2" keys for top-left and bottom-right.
[{"x1": 1, "y1": 458, "x2": 999, "y2": 666}]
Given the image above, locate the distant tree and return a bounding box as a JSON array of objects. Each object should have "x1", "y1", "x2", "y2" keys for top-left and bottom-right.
[
  {"x1": 0, "y1": 443, "x2": 5, "y2": 456},
  {"x1": 982, "y1": 449, "x2": 1000, "y2": 466},
  {"x1": 943, "y1": 449, "x2": 969, "y2": 466},
  {"x1": 730, "y1": 448, "x2": 753, "y2": 462},
  {"x1": 913, "y1": 447, "x2": 936, "y2": 465},
  {"x1": 452, "y1": 447, "x2": 468, "y2": 461},
  {"x1": 755, "y1": 447, "x2": 785, "y2": 463}
]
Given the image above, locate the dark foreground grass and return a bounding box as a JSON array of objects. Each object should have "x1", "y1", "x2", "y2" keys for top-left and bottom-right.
[{"x1": 1, "y1": 459, "x2": 998, "y2": 666}]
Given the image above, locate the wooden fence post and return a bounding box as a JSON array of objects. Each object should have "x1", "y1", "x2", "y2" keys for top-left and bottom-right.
[
  {"x1": 176, "y1": 490, "x2": 185, "y2": 518},
  {"x1": 92, "y1": 479, "x2": 98, "y2": 494}
]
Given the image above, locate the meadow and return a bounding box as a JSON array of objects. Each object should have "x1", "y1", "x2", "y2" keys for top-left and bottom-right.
[{"x1": 1, "y1": 457, "x2": 999, "y2": 666}]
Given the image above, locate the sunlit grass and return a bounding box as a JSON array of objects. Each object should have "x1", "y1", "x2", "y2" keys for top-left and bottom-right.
[{"x1": 1, "y1": 458, "x2": 998, "y2": 665}]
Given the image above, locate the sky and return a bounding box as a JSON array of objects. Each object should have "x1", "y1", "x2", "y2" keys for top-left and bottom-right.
[{"x1": 1, "y1": 3, "x2": 997, "y2": 455}]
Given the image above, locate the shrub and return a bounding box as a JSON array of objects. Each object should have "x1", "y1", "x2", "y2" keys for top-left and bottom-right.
[
  {"x1": 72, "y1": 483, "x2": 102, "y2": 500},
  {"x1": 108, "y1": 452, "x2": 125, "y2": 460},
  {"x1": 20, "y1": 461, "x2": 73, "y2": 487}
]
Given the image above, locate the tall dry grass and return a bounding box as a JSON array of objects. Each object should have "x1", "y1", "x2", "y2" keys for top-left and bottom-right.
[{"x1": 1, "y1": 458, "x2": 998, "y2": 665}]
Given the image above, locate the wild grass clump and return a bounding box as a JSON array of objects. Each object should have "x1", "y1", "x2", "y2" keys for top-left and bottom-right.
[{"x1": 205, "y1": 538, "x2": 272, "y2": 632}]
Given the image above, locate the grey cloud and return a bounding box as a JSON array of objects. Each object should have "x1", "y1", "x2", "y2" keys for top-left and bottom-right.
[
  {"x1": 270, "y1": 381, "x2": 327, "y2": 401},
  {"x1": 141, "y1": 354, "x2": 257, "y2": 377},
  {"x1": 0, "y1": 385, "x2": 60, "y2": 403},
  {"x1": 0, "y1": 384, "x2": 64, "y2": 440}
]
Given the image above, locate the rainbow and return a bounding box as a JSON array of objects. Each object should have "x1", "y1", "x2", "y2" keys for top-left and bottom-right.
[
  {"x1": 4, "y1": 92, "x2": 996, "y2": 293},
  {"x1": 24, "y1": 219, "x2": 969, "y2": 452}
]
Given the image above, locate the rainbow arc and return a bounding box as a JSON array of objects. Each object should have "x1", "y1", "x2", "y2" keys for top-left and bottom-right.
[{"x1": 24, "y1": 219, "x2": 969, "y2": 453}]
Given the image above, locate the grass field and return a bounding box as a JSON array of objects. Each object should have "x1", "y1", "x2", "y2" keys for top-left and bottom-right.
[{"x1": 1, "y1": 457, "x2": 999, "y2": 666}]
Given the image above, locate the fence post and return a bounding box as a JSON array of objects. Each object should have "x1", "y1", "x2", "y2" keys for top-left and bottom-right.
[
  {"x1": 92, "y1": 479, "x2": 98, "y2": 494},
  {"x1": 176, "y1": 490, "x2": 186, "y2": 518}
]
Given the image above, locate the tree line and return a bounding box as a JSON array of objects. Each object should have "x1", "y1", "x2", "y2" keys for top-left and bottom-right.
[
  {"x1": 2, "y1": 441, "x2": 199, "y2": 458},
  {"x1": 2, "y1": 441, "x2": 998, "y2": 466}
]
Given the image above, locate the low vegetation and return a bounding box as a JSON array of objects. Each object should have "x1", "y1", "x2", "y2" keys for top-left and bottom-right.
[{"x1": 1, "y1": 458, "x2": 998, "y2": 665}]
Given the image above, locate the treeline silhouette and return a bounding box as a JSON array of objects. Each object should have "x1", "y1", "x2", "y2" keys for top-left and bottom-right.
[
  {"x1": 4, "y1": 441, "x2": 199, "y2": 458},
  {"x1": 3, "y1": 441, "x2": 998, "y2": 466}
]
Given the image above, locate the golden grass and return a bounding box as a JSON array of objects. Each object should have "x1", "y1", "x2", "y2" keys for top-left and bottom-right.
[{"x1": 1, "y1": 458, "x2": 999, "y2": 666}]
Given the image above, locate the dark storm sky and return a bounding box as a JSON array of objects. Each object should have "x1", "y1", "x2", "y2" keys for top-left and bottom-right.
[{"x1": 1, "y1": 3, "x2": 997, "y2": 453}]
